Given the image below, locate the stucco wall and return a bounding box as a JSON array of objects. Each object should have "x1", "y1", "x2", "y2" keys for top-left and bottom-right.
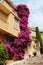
[
  {"x1": 0, "y1": 1, "x2": 20, "y2": 37},
  {"x1": 0, "y1": 13, "x2": 20, "y2": 37}
]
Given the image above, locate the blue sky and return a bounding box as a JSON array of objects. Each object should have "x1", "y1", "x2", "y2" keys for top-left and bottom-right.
[{"x1": 11, "y1": 0, "x2": 43, "y2": 31}]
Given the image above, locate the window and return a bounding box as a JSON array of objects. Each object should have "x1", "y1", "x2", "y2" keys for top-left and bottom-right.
[{"x1": 14, "y1": 19, "x2": 18, "y2": 30}]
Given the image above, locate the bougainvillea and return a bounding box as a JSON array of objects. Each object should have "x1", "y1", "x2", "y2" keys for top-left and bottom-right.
[
  {"x1": 12, "y1": 4, "x2": 31, "y2": 59},
  {"x1": 1, "y1": 4, "x2": 31, "y2": 59}
]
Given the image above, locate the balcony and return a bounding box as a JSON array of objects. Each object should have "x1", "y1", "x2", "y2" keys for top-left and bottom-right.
[
  {"x1": 0, "y1": 12, "x2": 20, "y2": 37},
  {"x1": 0, "y1": 0, "x2": 20, "y2": 37},
  {"x1": 0, "y1": 18, "x2": 20, "y2": 37},
  {"x1": 0, "y1": 0, "x2": 12, "y2": 15}
]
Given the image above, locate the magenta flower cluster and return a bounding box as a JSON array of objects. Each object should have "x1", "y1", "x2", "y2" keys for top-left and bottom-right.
[
  {"x1": 12, "y1": 4, "x2": 31, "y2": 59},
  {"x1": 0, "y1": 4, "x2": 31, "y2": 59}
]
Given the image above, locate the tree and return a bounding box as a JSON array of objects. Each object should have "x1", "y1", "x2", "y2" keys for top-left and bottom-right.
[{"x1": 36, "y1": 27, "x2": 43, "y2": 54}]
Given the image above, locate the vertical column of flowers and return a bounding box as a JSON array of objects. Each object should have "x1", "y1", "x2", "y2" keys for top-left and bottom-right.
[{"x1": 13, "y1": 4, "x2": 31, "y2": 59}]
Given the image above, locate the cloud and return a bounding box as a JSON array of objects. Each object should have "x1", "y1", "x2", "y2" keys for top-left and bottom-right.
[
  {"x1": 28, "y1": 0, "x2": 43, "y2": 31},
  {"x1": 29, "y1": 14, "x2": 43, "y2": 27},
  {"x1": 12, "y1": 0, "x2": 43, "y2": 31}
]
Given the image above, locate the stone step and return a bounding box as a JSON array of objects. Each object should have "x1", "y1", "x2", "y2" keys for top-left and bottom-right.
[{"x1": 5, "y1": 56, "x2": 43, "y2": 65}]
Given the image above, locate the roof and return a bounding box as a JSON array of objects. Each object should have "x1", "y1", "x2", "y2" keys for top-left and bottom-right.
[
  {"x1": 29, "y1": 27, "x2": 43, "y2": 33},
  {"x1": 5, "y1": 0, "x2": 17, "y2": 10},
  {"x1": 29, "y1": 27, "x2": 35, "y2": 32}
]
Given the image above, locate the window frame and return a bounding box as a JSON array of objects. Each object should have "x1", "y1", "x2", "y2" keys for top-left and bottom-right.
[{"x1": 14, "y1": 18, "x2": 18, "y2": 30}]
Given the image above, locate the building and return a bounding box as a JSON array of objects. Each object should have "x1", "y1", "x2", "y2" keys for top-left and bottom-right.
[
  {"x1": 24, "y1": 27, "x2": 42, "y2": 58},
  {"x1": 29, "y1": 27, "x2": 36, "y2": 40},
  {"x1": 40, "y1": 32, "x2": 43, "y2": 40},
  {"x1": 0, "y1": 0, "x2": 20, "y2": 41},
  {"x1": 29, "y1": 27, "x2": 43, "y2": 41}
]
